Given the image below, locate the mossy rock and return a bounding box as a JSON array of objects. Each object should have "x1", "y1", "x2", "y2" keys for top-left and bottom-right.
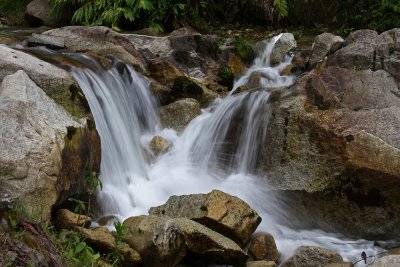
[{"x1": 171, "y1": 77, "x2": 204, "y2": 99}]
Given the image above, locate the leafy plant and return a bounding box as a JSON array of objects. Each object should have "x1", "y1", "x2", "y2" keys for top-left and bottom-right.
[
  {"x1": 234, "y1": 35, "x2": 254, "y2": 63},
  {"x1": 0, "y1": 0, "x2": 31, "y2": 25},
  {"x1": 105, "y1": 220, "x2": 125, "y2": 265},
  {"x1": 68, "y1": 197, "x2": 87, "y2": 215}
]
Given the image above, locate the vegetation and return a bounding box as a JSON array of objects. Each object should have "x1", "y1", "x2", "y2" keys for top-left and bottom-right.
[
  {"x1": 234, "y1": 35, "x2": 254, "y2": 63},
  {"x1": 0, "y1": 0, "x2": 31, "y2": 25},
  {"x1": 51, "y1": 0, "x2": 214, "y2": 32}
]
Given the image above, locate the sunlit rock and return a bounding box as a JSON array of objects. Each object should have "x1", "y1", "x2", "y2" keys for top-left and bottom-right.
[
  {"x1": 149, "y1": 189, "x2": 261, "y2": 246},
  {"x1": 248, "y1": 232, "x2": 279, "y2": 262},
  {"x1": 281, "y1": 246, "x2": 343, "y2": 267}
]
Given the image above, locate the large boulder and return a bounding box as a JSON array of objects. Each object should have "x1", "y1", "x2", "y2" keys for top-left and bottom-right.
[
  {"x1": 25, "y1": 0, "x2": 57, "y2": 27},
  {"x1": 159, "y1": 98, "x2": 201, "y2": 132},
  {"x1": 0, "y1": 45, "x2": 87, "y2": 119},
  {"x1": 123, "y1": 215, "x2": 186, "y2": 267},
  {"x1": 149, "y1": 189, "x2": 261, "y2": 245},
  {"x1": 0, "y1": 70, "x2": 100, "y2": 222},
  {"x1": 270, "y1": 33, "x2": 296, "y2": 65},
  {"x1": 375, "y1": 28, "x2": 400, "y2": 80},
  {"x1": 309, "y1": 33, "x2": 344, "y2": 66},
  {"x1": 174, "y1": 218, "x2": 247, "y2": 265},
  {"x1": 264, "y1": 37, "x2": 400, "y2": 238},
  {"x1": 43, "y1": 26, "x2": 146, "y2": 71},
  {"x1": 369, "y1": 255, "x2": 400, "y2": 267},
  {"x1": 281, "y1": 246, "x2": 343, "y2": 267}
]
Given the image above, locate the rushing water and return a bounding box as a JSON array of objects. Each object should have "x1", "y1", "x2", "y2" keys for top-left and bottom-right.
[{"x1": 65, "y1": 36, "x2": 383, "y2": 265}]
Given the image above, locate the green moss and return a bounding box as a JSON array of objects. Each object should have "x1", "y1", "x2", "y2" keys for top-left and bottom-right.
[
  {"x1": 171, "y1": 76, "x2": 204, "y2": 98},
  {"x1": 218, "y1": 66, "x2": 234, "y2": 90},
  {"x1": 234, "y1": 35, "x2": 254, "y2": 63},
  {"x1": 0, "y1": 0, "x2": 30, "y2": 26},
  {"x1": 0, "y1": 167, "x2": 13, "y2": 177}
]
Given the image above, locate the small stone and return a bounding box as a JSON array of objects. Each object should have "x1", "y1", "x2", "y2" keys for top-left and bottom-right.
[
  {"x1": 150, "y1": 136, "x2": 170, "y2": 156},
  {"x1": 56, "y1": 209, "x2": 91, "y2": 230},
  {"x1": 281, "y1": 246, "x2": 343, "y2": 267},
  {"x1": 248, "y1": 232, "x2": 279, "y2": 262}
]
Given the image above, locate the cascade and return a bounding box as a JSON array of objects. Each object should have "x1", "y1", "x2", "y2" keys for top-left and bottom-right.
[{"x1": 65, "y1": 36, "x2": 380, "y2": 263}]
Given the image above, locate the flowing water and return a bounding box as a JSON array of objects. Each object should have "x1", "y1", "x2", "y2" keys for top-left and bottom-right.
[{"x1": 62, "y1": 35, "x2": 383, "y2": 265}]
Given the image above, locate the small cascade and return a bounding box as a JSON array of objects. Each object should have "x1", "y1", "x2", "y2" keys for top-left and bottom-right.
[{"x1": 54, "y1": 35, "x2": 380, "y2": 264}]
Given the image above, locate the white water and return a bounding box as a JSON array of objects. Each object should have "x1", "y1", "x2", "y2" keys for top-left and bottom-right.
[{"x1": 69, "y1": 36, "x2": 382, "y2": 265}]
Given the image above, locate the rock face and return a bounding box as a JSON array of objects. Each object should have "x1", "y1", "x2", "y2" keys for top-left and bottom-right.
[
  {"x1": 281, "y1": 246, "x2": 343, "y2": 267},
  {"x1": 0, "y1": 70, "x2": 100, "y2": 222},
  {"x1": 270, "y1": 33, "x2": 296, "y2": 65},
  {"x1": 149, "y1": 190, "x2": 261, "y2": 245},
  {"x1": 309, "y1": 33, "x2": 344, "y2": 66},
  {"x1": 173, "y1": 218, "x2": 247, "y2": 265},
  {"x1": 123, "y1": 215, "x2": 186, "y2": 267},
  {"x1": 248, "y1": 232, "x2": 279, "y2": 262},
  {"x1": 369, "y1": 255, "x2": 400, "y2": 267},
  {"x1": 159, "y1": 98, "x2": 201, "y2": 131},
  {"x1": 264, "y1": 28, "x2": 400, "y2": 239}
]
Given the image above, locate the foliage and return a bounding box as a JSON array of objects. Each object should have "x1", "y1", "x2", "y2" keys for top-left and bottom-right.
[
  {"x1": 234, "y1": 35, "x2": 254, "y2": 63},
  {"x1": 51, "y1": 0, "x2": 214, "y2": 32},
  {"x1": 218, "y1": 66, "x2": 235, "y2": 90},
  {"x1": 59, "y1": 230, "x2": 100, "y2": 267},
  {"x1": 105, "y1": 220, "x2": 125, "y2": 265},
  {"x1": 0, "y1": 0, "x2": 31, "y2": 25}
]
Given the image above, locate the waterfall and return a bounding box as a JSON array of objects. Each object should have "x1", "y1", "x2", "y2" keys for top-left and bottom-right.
[{"x1": 65, "y1": 36, "x2": 380, "y2": 264}]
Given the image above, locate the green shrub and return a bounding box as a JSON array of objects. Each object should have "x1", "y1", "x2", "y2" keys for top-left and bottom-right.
[
  {"x1": 234, "y1": 36, "x2": 254, "y2": 63},
  {"x1": 0, "y1": 0, "x2": 31, "y2": 25}
]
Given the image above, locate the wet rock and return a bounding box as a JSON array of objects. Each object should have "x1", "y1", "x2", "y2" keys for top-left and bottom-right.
[
  {"x1": 76, "y1": 226, "x2": 142, "y2": 266},
  {"x1": 0, "y1": 70, "x2": 100, "y2": 222},
  {"x1": 27, "y1": 33, "x2": 65, "y2": 49},
  {"x1": 174, "y1": 218, "x2": 247, "y2": 265},
  {"x1": 150, "y1": 136, "x2": 171, "y2": 156},
  {"x1": 149, "y1": 189, "x2": 261, "y2": 245},
  {"x1": 309, "y1": 33, "x2": 344, "y2": 66},
  {"x1": 0, "y1": 45, "x2": 87, "y2": 118},
  {"x1": 247, "y1": 261, "x2": 277, "y2": 267},
  {"x1": 159, "y1": 98, "x2": 201, "y2": 131},
  {"x1": 369, "y1": 255, "x2": 400, "y2": 267},
  {"x1": 248, "y1": 232, "x2": 279, "y2": 262},
  {"x1": 56, "y1": 209, "x2": 92, "y2": 230},
  {"x1": 0, "y1": 36, "x2": 17, "y2": 46},
  {"x1": 270, "y1": 33, "x2": 296, "y2": 65},
  {"x1": 43, "y1": 26, "x2": 146, "y2": 71},
  {"x1": 123, "y1": 34, "x2": 172, "y2": 57},
  {"x1": 149, "y1": 58, "x2": 184, "y2": 86},
  {"x1": 123, "y1": 215, "x2": 186, "y2": 267},
  {"x1": 281, "y1": 246, "x2": 343, "y2": 267}
]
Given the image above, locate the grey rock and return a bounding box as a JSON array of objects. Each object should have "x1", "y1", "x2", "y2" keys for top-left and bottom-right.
[
  {"x1": 281, "y1": 246, "x2": 343, "y2": 267},
  {"x1": 309, "y1": 33, "x2": 344, "y2": 66},
  {"x1": 0, "y1": 45, "x2": 86, "y2": 118},
  {"x1": 149, "y1": 189, "x2": 261, "y2": 245},
  {"x1": 159, "y1": 98, "x2": 201, "y2": 131},
  {"x1": 123, "y1": 34, "x2": 172, "y2": 57},
  {"x1": 376, "y1": 28, "x2": 400, "y2": 79},
  {"x1": 25, "y1": 0, "x2": 56, "y2": 26},
  {"x1": 369, "y1": 255, "x2": 400, "y2": 267},
  {"x1": 123, "y1": 215, "x2": 186, "y2": 267},
  {"x1": 331, "y1": 41, "x2": 376, "y2": 70},
  {"x1": 27, "y1": 33, "x2": 65, "y2": 49},
  {"x1": 270, "y1": 33, "x2": 296, "y2": 65},
  {"x1": 0, "y1": 70, "x2": 80, "y2": 221},
  {"x1": 346, "y1": 29, "x2": 379, "y2": 44},
  {"x1": 248, "y1": 232, "x2": 279, "y2": 262}
]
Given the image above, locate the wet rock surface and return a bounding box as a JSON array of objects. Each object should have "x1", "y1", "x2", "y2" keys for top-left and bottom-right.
[
  {"x1": 159, "y1": 98, "x2": 201, "y2": 131},
  {"x1": 281, "y1": 246, "x2": 343, "y2": 267}
]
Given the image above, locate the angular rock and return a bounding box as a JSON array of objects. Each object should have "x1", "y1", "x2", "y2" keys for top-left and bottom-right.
[
  {"x1": 270, "y1": 33, "x2": 296, "y2": 65},
  {"x1": 248, "y1": 232, "x2": 279, "y2": 262},
  {"x1": 331, "y1": 41, "x2": 376, "y2": 70},
  {"x1": 123, "y1": 34, "x2": 172, "y2": 57},
  {"x1": 149, "y1": 58, "x2": 184, "y2": 86},
  {"x1": 281, "y1": 246, "x2": 343, "y2": 267},
  {"x1": 247, "y1": 261, "x2": 277, "y2": 267},
  {"x1": 43, "y1": 26, "x2": 146, "y2": 71},
  {"x1": 76, "y1": 226, "x2": 142, "y2": 266},
  {"x1": 376, "y1": 28, "x2": 400, "y2": 80},
  {"x1": 150, "y1": 136, "x2": 170, "y2": 156},
  {"x1": 309, "y1": 33, "x2": 344, "y2": 66},
  {"x1": 149, "y1": 189, "x2": 261, "y2": 245},
  {"x1": 346, "y1": 29, "x2": 378, "y2": 44},
  {"x1": 174, "y1": 218, "x2": 247, "y2": 265},
  {"x1": 123, "y1": 215, "x2": 186, "y2": 267},
  {"x1": 0, "y1": 70, "x2": 100, "y2": 221},
  {"x1": 0, "y1": 45, "x2": 87, "y2": 118},
  {"x1": 27, "y1": 33, "x2": 65, "y2": 49},
  {"x1": 56, "y1": 209, "x2": 91, "y2": 230},
  {"x1": 370, "y1": 255, "x2": 400, "y2": 267},
  {"x1": 159, "y1": 98, "x2": 201, "y2": 131},
  {"x1": 25, "y1": 0, "x2": 56, "y2": 26}
]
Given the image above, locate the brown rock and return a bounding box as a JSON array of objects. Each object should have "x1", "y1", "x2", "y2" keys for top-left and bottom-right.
[
  {"x1": 149, "y1": 189, "x2": 261, "y2": 245},
  {"x1": 150, "y1": 136, "x2": 170, "y2": 156},
  {"x1": 248, "y1": 232, "x2": 279, "y2": 262},
  {"x1": 76, "y1": 226, "x2": 142, "y2": 266},
  {"x1": 56, "y1": 209, "x2": 91, "y2": 230},
  {"x1": 247, "y1": 261, "x2": 277, "y2": 267},
  {"x1": 149, "y1": 58, "x2": 184, "y2": 86}
]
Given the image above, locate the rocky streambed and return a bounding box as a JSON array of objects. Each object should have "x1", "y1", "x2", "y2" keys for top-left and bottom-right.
[{"x1": 0, "y1": 25, "x2": 400, "y2": 266}]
